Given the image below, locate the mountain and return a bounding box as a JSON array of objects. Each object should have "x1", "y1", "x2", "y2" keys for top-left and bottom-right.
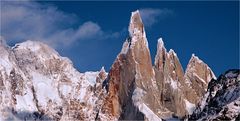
[
  {"x1": 0, "y1": 41, "x2": 108, "y2": 120},
  {"x1": 189, "y1": 69, "x2": 240, "y2": 120},
  {"x1": 100, "y1": 11, "x2": 164, "y2": 120},
  {"x1": 0, "y1": 10, "x2": 239, "y2": 121},
  {"x1": 154, "y1": 39, "x2": 216, "y2": 118}
]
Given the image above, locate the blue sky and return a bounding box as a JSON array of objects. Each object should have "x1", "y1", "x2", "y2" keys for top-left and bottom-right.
[{"x1": 1, "y1": 1, "x2": 239, "y2": 76}]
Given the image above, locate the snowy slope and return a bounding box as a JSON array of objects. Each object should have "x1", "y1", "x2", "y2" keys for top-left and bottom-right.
[
  {"x1": 189, "y1": 69, "x2": 240, "y2": 120},
  {"x1": 0, "y1": 41, "x2": 108, "y2": 120}
]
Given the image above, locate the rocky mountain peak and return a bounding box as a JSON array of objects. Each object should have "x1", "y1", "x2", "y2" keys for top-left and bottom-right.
[
  {"x1": 185, "y1": 53, "x2": 216, "y2": 85},
  {"x1": 129, "y1": 10, "x2": 143, "y2": 36},
  {"x1": 98, "y1": 67, "x2": 107, "y2": 81},
  {"x1": 154, "y1": 38, "x2": 180, "y2": 71},
  {"x1": 128, "y1": 10, "x2": 148, "y2": 47},
  {"x1": 100, "y1": 66, "x2": 106, "y2": 74},
  {"x1": 154, "y1": 38, "x2": 184, "y2": 79},
  {"x1": 0, "y1": 40, "x2": 109, "y2": 120},
  {"x1": 157, "y1": 38, "x2": 164, "y2": 47},
  {"x1": 0, "y1": 10, "x2": 237, "y2": 121},
  {"x1": 168, "y1": 49, "x2": 176, "y2": 56}
]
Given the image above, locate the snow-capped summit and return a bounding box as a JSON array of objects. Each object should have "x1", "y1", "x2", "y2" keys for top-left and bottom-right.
[
  {"x1": 129, "y1": 10, "x2": 143, "y2": 36},
  {"x1": 13, "y1": 40, "x2": 44, "y2": 51},
  {"x1": 0, "y1": 40, "x2": 108, "y2": 120},
  {"x1": 184, "y1": 53, "x2": 216, "y2": 104},
  {"x1": 186, "y1": 53, "x2": 216, "y2": 84},
  {"x1": 154, "y1": 38, "x2": 166, "y2": 68},
  {"x1": 153, "y1": 37, "x2": 219, "y2": 118},
  {"x1": 154, "y1": 38, "x2": 188, "y2": 118},
  {"x1": 128, "y1": 10, "x2": 148, "y2": 47},
  {"x1": 100, "y1": 10, "x2": 162, "y2": 121}
]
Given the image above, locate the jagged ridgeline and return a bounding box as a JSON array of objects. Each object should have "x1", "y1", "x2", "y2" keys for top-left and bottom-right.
[{"x1": 0, "y1": 10, "x2": 239, "y2": 121}]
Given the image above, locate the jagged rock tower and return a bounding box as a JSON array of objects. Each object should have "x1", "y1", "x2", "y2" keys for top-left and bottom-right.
[
  {"x1": 100, "y1": 10, "x2": 216, "y2": 120},
  {"x1": 0, "y1": 10, "x2": 226, "y2": 121},
  {"x1": 100, "y1": 10, "x2": 164, "y2": 120}
]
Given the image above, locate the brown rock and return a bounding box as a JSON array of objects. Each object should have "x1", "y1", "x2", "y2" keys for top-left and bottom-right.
[
  {"x1": 153, "y1": 39, "x2": 216, "y2": 117},
  {"x1": 184, "y1": 54, "x2": 216, "y2": 104},
  {"x1": 154, "y1": 38, "x2": 187, "y2": 117},
  {"x1": 101, "y1": 10, "x2": 165, "y2": 120}
]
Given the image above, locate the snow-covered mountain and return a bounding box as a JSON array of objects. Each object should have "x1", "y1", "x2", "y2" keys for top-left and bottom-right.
[
  {"x1": 189, "y1": 69, "x2": 240, "y2": 120},
  {"x1": 0, "y1": 40, "x2": 109, "y2": 120},
  {"x1": 0, "y1": 10, "x2": 239, "y2": 121}
]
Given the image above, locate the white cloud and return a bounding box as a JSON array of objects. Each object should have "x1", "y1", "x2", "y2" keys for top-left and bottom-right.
[
  {"x1": 139, "y1": 8, "x2": 174, "y2": 27},
  {"x1": 0, "y1": 1, "x2": 119, "y2": 48}
]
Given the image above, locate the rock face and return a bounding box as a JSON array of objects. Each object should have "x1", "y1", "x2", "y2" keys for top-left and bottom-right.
[
  {"x1": 154, "y1": 38, "x2": 187, "y2": 117},
  {"x1": 100, "y1": 10, "x2": 163, "y2": 120},
  {"x1": 190, "y1": 69, "x2": 240, "y2": 120},
  {"x1": 153, "y1": 38, "x2": 216, "y2": 118},
  {"x1": 101, "y1": 10, "x2": 217, "y2": 120},
  {"x1": 184, "y1": 54, "x2": 216, "y2": 105},
  {"x1": 0, "y1": 10, "x2": 238, "y2": 121}
]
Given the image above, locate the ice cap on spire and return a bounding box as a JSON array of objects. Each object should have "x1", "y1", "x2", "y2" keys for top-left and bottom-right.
[{"x1": 129, "y1": 10, "x2": 144, "y2": 37}]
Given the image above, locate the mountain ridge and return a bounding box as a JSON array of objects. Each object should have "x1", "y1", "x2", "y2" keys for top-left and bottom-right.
[{"x1": 0, "y1": 10, "x2": 239, "y2": 121}]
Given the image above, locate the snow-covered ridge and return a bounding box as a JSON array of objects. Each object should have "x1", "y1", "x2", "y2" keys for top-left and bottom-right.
[
  {"x1": 154, "y1": 37, "x2": 217, "y2": 118},
  {"x1": 120, "y1": 40, "x2": 130, "y2": 54},
  {"x1": 189, "y1": 69, "x2": 240, "y2": 120},
  {"x1": 129, "y1": 10, "x2": 143, "y2": 37},
  {"x1": 0, "y1": 40, "x2": 109, "y2": 120}
]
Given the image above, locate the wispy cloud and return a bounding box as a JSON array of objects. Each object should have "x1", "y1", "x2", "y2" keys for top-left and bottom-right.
[
  {"x1": 0, "y1": 1, "x2": 120, "y2": 48},
  {"x1": 139, "y1": 8, "x2": 174, "y2": 27}
]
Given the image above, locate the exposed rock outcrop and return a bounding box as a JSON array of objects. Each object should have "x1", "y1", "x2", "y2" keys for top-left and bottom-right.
[
  {"x1": 153, "y1": 38, "x2": 216, "y2": 118},
  {"x1": 100, "y1": 10, "x2": 163, "y2": 120},
  {"x1": 154, "y1": 38, "x2": 187, "y2": 117}
]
